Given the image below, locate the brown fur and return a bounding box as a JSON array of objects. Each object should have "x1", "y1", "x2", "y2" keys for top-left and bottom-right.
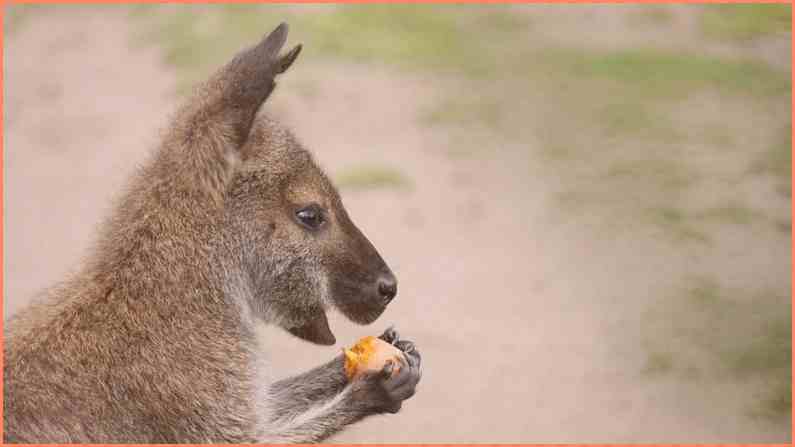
[{"x1": 4, "y1": 23, "x2": 414, "y2": 443}]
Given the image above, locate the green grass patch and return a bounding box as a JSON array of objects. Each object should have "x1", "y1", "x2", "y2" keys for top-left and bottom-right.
[
  {"x1": 643, "y1": 350, "x2": 675, "y2": 376},
  {"x1": 699, "y1": 124, "x2": 737, "y2": 148},
  {"x1": 696, "y1": 202, "x2": 760, "y2": 225},
  {"x1": 628, "y1": 5, "x2": 675, "y2": 27},
  {"x1": 422, "y1": 96, "x2": 504, "y2": 130},
  {"x1": 701, "y1": 4, "x2": 791, "y2": 42},
  {"x1": 295, "y1": 5, "x2": 527, "y2": 77},
  {"x1": 723, "y1": 300, "x2": 791, "y2": 421},
  {"x1": 333, "y1": 165, "x2": 411, "y2": 191},
  {"x1": 687, "y1": 277, "x2": 721, "y2": 308},
  {"x1": 4, "y1": 4, "x2": 52, "y2": 35},
  {"x1": 537, "y1": 47, "x2": 790, "y2": 99},
  {"x1": 597, "y1": 102, "x2": 684, "y2": 141},
  {"x1": 132, "y1": 4, "x2": 529, "y2": 88},
  {"x1": 604, "y1": 159, "x2": 697, "y2": 191},
  {"x1": 643, "y1": 277, "x2": 792, "y2": 420},
  {"x1": 129, "y1": 4, "x2": 297, "y2": 93},
  {"x1": 536, "y1": 143, "x2": 578, "y2": 163},
  {"x1": 752, "y1": 126, "x2": 792, "y2": 197},
  {"x1": 441, "y1": 134, "x2": 493, "y2": 159},
  {"x1": 133, "y1": 3, "x2": 788, "y2": 101},
  {"x1": 554, "y1": 190, "x2": 592, "y2": 214},
  {"x1": 548, "y1": 156, "x2": 706, "y2": 244},
  {"x1": 751, "y1": 379, "x2": 792, "y2": 422},
  {"x1": 723, "y1": 314, "x2": 791, "y2": 377},
  {"x1": 644, "y1": 207, "x2": 710, "y2": 244}
]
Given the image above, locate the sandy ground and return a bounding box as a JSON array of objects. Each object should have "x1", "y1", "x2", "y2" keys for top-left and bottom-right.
[{"x1": 4, "y1": 9, "x2": 790, "y2": 443}]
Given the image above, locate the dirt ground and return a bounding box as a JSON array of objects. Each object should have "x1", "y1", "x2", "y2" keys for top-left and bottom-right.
[{"x1": 4, "y1": 7, "x2": 790, "y2": 443}]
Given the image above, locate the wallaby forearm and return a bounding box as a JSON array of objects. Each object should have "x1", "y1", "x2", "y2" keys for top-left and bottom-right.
[
  {"x1": 264, "y1": 356, "x2": 388, "y2": 443},
  {"x1": 261, "y1": 385, "x2": 371, "y2": 443},
  {"x1": 268, "y1": 356, "x2": 349, "y2": 424}
]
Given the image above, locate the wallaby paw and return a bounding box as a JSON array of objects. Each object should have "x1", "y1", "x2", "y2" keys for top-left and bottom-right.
[{"x1": 355, "y1": 336, "x2": 422, "y2": 415}]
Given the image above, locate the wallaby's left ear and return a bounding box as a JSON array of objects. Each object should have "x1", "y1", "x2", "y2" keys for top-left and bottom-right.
[
  {"x1": 222, "y1": 22, "x2": 302, "y2": 109},
  {"x1": 164, "y1": 23, "x2": 304, "y2": 204},
  {"x1": 184, "y1": 22, "x2": 303, "y2": 150},
  {"x1": 245, "y1": 22, "x2": 302, "y2": 76}
]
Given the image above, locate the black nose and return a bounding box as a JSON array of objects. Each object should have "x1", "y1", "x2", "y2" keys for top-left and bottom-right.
[{"x1": 377, "y1": 274, "x2": 397, "y2": 303}]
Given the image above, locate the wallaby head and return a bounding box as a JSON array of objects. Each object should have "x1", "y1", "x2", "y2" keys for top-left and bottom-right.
[{"x1": 215, "y1": 31, "x2": 397, "y2": 346}]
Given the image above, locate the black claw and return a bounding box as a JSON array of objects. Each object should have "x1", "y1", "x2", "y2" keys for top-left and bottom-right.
[
  {"x1": 382, "y1": 360, "x2": 394, "y2": 378},
  {"x1": 386, "y1": 401, "x2": 402, "y2": 414},
  {"x1": 395, "y1": 340, "x2": 415, "y2": 354},
  {"x1": 379, "y1": 326, "x2": 399, "y2": 345}
]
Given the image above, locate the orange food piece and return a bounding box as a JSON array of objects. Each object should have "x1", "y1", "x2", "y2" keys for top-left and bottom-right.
[{"x1": 343, "y1": 336, "x2": 405, "y2": 380}]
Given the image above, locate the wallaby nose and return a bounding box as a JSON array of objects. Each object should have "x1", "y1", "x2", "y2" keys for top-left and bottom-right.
[{"x1": 377, "y1": 274, "x2": 397, "y2": 303}]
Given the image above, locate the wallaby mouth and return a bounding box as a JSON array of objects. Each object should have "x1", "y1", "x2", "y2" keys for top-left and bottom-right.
[
  {"x1": 286, "y1": 285, "x2": 391, "y2": 346},
  {"x1": 284, "y1": 218, "x2": 396, "y2": 346},
  {"x1": 287, "y1": 307, "x2": 337, "y2": 346},
  {"x1": 329, "y1": 267, "x2": 397, "y2": 338}
]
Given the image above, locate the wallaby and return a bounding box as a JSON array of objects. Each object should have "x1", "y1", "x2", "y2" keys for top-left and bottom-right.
[{"x1": 3, "y1": 23, "x2": 422, "y2": 443}]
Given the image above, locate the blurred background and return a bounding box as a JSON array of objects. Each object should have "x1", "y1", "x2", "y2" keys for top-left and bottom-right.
[{"x1": 3, "y1": 3, "x2": 791, "y2": 443}]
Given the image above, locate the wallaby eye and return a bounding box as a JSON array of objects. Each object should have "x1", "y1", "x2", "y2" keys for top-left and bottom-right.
[{"x1": 295, "y1": 205, "x2": 326, "y2": 231}]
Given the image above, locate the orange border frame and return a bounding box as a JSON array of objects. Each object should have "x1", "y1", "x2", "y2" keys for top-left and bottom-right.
[
  {"x1": 3, "y1": 0, "x2": 795, "y2": 4},
  {"x1": 0, "y1": 1, "x2": 791, "y2": 446},
  {"x1": 1, "y1": 0, "x2": 4, "y2": 443}
]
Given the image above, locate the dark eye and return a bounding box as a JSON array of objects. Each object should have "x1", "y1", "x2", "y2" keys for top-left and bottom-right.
[{"x1": 295, "y1": 205, "x2": 326, "y2": 230}]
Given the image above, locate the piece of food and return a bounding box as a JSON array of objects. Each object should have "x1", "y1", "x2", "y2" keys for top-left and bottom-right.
[{"x1": 343, "y1": 336, "x2": 405, "y2": 380}]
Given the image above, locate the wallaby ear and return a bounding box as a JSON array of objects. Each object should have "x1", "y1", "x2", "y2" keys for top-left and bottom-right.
[
  {"x1": 226, "y1": 22, "x2": 302, "y2": 90},
  {"x1": 200, "y1": 22, "x2": 303, "y2": 145},
  {"x1": 161, "y1": 23, "x2": 302, "y2": 204},
  {"x1": 255, "y1": 22, "x2": 300, "y2": 73},
  {"x1": 261, "y1": 22, "x2": 289, "y2": 56}
]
